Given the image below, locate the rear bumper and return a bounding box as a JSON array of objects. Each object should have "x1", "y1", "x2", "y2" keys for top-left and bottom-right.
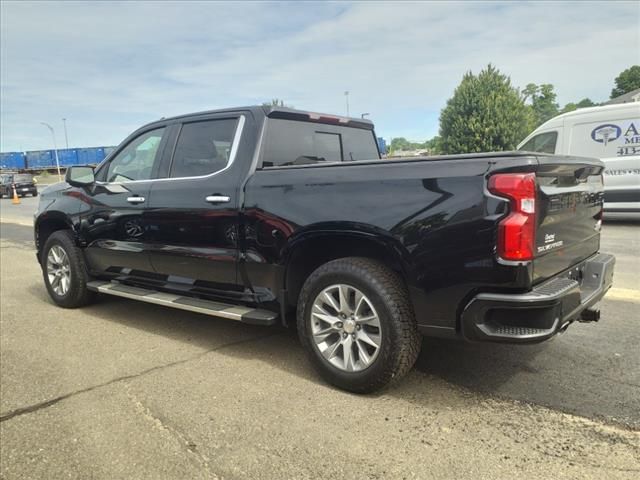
[
  {"x1": 15, "y1": 185, "x2": 37, "y2": 195},
  {"x1": 461, "y1": 253, "x2": 615, "y2": 343}
]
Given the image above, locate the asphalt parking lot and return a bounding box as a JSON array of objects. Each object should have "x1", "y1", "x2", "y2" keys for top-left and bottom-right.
[{"x1": 1, "y1": 194, "x2": 639, "y2": 479}]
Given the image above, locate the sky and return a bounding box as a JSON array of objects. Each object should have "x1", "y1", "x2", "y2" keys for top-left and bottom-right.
[{"x1": 1, "y1": 0, "x2": 638, "y2": 152}]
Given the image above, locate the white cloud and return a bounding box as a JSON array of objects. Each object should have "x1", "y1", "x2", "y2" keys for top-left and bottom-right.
[{"x1": 1, "y1": 0, "x2": 638, "y2": 150}]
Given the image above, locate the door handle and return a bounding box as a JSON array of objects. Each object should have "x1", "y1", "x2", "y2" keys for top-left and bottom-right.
[
  {"x1": 205, "y1": 195, "x2": 230, "y2": 204},
  {"x1": 126, "y1": 196, "x2": 145, "y2": 204}
]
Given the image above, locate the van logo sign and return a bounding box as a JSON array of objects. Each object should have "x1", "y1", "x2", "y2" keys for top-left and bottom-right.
[{"x1": 591, "y1": 124, "x2": 622, "y2": 146}]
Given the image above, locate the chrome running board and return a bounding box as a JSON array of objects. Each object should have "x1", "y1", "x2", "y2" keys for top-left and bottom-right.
[{"x1": 87, "y1": 280, "x2": 277, "y2": 326}]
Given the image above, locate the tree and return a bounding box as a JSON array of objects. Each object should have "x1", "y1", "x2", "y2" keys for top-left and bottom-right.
[
  {"x1": 610, "y1": 65, "x2": 640, "y2": 99},
  {"x1": 560, "y1": 98, "x2": 597, "y2": 114},
  {"x1": 438, "y1": 64, "x2": 534, "y2": 154},
  {"x1": 423, "y1": 136, "x2": 442, "y2": 155},
  {"x1": 262, "y1": 98, "x2": 293, "y2": 108},
  {"x1": 523, "y1": 83, "x2": 559, "y2": 126},
  {"x1": 388, "y1": 136, "x2": 441, "y2": 154},
  {"x1": 389, "y1": 137, "x2": 412, "y2": 151}
]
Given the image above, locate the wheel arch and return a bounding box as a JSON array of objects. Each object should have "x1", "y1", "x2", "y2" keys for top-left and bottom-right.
[
  {"x1": 35, "y1": 212, "x2": 75, "y2": 263},
  {"x1": 282, "y1": 224, "x2": 415, "y2": 311}
]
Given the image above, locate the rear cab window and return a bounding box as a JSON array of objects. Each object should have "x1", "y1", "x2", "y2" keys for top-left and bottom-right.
[
  {"x1": 519, "y1": 131, "x2": 558, "y2": 154},
  {"x1": 14, "y1": 174, "x2": 33, "y2": 183},
  {"x1": 261, "y1": 119, "x2": 379, "y2": 168}
]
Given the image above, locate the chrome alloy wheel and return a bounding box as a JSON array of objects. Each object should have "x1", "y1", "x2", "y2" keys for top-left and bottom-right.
[
  {"x1": 310, "y1": 284, "x2": 382, "y2": 372},
  {"x1": 46, "y1": 245, "x2": 71, "y2": 296}
]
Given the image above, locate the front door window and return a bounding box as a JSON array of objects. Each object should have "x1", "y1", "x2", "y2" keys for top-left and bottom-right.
[{"x1": 105, "y1": 128, "x2": 165, "y2": 183}]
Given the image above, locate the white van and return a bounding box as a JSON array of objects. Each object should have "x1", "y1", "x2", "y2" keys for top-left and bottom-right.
[{"x1": 518, "y1": 102, "x2": 640, "y2": 213}]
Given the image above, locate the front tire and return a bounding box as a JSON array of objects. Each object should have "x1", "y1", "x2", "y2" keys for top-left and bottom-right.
[
  {"x1": 42, "y1": 230, "x2": 95, "y2": 308},
  {"x1": 297, "y1": 257, "x2": 421, "y2": 393}
]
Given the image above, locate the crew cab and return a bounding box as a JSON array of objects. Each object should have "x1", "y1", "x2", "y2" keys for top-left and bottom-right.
[{"x1": 34, "y1": 106, "x2": 615, "y2": 392}]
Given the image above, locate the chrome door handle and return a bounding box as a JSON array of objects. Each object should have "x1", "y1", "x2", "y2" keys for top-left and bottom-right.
[
  {"x1": 205, "y1": 195, "x2": 230, "y2": 204},
  {"x1": 126, "y1": 196, "x2": 145, "y2": 204}
]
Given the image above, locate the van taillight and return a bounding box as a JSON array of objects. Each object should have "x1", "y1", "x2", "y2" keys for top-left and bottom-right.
[{"x1": 488, "y1": 173, "x2": 536, "y2": 261}]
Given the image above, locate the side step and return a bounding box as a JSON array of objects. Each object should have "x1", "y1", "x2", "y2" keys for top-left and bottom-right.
[{"x1": 87, "y1": 281, "x2": 278, "y2": 326}]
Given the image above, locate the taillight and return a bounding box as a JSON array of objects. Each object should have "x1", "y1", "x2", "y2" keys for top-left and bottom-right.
[{"x1": 488, "y1": 173, "x2": 537, "y2": 261}]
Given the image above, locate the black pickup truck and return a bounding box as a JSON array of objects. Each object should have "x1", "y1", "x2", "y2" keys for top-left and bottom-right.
[
  {"x1": 0, "y1": 173, "x2": 38, "y2": 198},
  {"x1": 34, "y1": 106, "x2": 615, "y2": 392}
]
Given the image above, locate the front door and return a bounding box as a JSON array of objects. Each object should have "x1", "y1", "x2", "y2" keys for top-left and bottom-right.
[
  {"x1": 145, "y1": 115, "x2": 247, "y2": 293},
  {"x1": 79, "y1": 126, "x2": 169, "y2": 275}
]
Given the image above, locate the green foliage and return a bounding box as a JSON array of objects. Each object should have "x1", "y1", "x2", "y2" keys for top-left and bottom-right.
[
  {"x1": 610, "y1": 65, "x2": 640, "y2": 99},
  {"x1": 560, "y1": 98, "x2": 597, "y2": 114},
  {"x1": 523, "y1": 83, "x2": 559, "y2": 126},
  {"x1": 389, "y1": 137, "x2": 412, "y2": 151},
  {"x1": 388, "y1": 136, "x2": 441, "y2": 155},
  {"x1": 262, "y1": 98, "x2": 294, "y2": 108},
  {"x1": 438, "y1": 64, "x2": 534, "y2": 154},
  {"x1": 423, "y1": 136, "x2": 442, "y2": 154}
]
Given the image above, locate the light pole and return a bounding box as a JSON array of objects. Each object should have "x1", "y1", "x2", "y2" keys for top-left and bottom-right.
[
  {"x1": 361, "y1": 113, "x2": 370, "y2": 119},
  {"x1": 62, "y1": 118, "x2": 69, "y2": 149},
  {"x1": 41, "y1": 122, "x2": 62, "y2": 181},
  {"x1": 344, "y1": 91, "x2": 350, "y2": 117}
]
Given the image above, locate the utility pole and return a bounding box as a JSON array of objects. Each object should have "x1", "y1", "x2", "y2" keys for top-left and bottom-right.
[
  {"x1": 344, "y1": 91, "x2": 350, "y2": 117},
  {"x1": 62, "y1": 118, "x2": 69, "y2": 149},
  {"x1": 41, "y1": 122, "x2": 62, "y2": 181}
]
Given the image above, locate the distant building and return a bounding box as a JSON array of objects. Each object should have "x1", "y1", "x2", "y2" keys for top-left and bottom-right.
[{"x1": 604, "y1": 88, "x2": 640, "y2": 105}]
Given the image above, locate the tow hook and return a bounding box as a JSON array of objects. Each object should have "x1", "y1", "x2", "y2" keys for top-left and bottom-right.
[{"x1": 579, "y1": 308, "x2": 600, "y2": 322}]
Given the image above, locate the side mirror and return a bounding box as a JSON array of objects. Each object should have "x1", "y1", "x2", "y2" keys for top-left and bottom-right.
[{"x1": 65, "y1": 166, "x2": 95, "y2": 187}]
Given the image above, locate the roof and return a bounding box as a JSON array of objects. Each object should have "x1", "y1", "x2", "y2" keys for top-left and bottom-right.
[
  {"x1": 153, "y1": 105, "x2": 374, "y2": 128},
  {"x1": 604, "y1": 88, "x2": 640, "y2": 105},
  {"x1": 539, "y1": 101, "x2": 639, "y2": 124}
]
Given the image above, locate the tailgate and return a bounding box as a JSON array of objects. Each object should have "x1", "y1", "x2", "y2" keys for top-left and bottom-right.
[{"x1": 534, "y1": 155, "x2": 604, "y2": 284}]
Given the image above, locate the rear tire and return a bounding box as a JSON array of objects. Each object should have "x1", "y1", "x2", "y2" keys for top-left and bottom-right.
[
  {"x1": 297, "y1": 257, "x2": 421, "y2": 393},
  {"x1": 42, "y1": 230, "x2": 95, "y2": 308}
]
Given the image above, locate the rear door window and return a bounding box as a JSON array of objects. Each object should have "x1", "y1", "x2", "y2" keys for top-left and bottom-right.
[
  {"x1": 170, "y1": 118, "x2": 238, "y2": 178},
  {"x1": 519, "y1": 131, "x2": 558, "y2": 154}
]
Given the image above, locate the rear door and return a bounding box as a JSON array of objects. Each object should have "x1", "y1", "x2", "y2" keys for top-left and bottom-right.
[
  {"x1": 79, "y1": 126, "x2": 170, "y2": 275},
  {"x1": 145, "y1": 113, "x2": 250, "y2": 293},
  {"x1": 534, "y1": 155, "x2": 604, "y2": 283}
]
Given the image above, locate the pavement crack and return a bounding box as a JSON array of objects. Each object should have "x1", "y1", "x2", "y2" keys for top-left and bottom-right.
[
  {"x1": 125, "y1": 385, "x2": 219, "y2": 479},
  {"x1": 0, "y1": 332, "x2": 278, "y2": 423}
]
